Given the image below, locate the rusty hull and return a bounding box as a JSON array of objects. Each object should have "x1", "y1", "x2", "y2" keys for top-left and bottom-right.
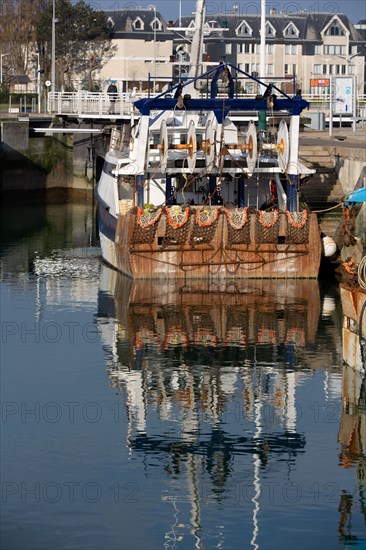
[
  {"x1": 340, "y1": 284, "x2": 366, "y2": 371},
  {"x1": 113, "y1": 211, "x2": 322, "y2": 279}
]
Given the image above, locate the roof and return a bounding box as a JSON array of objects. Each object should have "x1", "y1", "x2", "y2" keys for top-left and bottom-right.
[
  {"x1": 174, "y1": 12, "x2": 365, "y2": 43},
  {"x1": 9, "y1": 75, "x2": 31, "y2": 84},
  {"x1": 103, "y1": 8, "x2": 174, "y2": 39}
]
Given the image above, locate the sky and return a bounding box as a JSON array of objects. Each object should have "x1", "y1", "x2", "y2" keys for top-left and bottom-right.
[{"x1": 85, "y1": 0, "x2": 366, "y2": 24}]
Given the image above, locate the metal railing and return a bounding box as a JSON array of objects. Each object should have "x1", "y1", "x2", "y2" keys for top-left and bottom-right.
[
  {"x1": 47, "y1": 91, "x2": 137, "y2": 118},
  {"x1": 47, "y1": 90, "x2": 366, "y2": 119}
]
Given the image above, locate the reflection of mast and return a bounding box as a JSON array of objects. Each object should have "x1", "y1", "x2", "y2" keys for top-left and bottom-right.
[
  {"x1": 186, "y1": 454, "x2": 202, "y2": 549},
  {"x1": 285, "y1": 371, "x2": 297, "y2": 433},
  {"x1": 251, "y1": 371, "x2": 262, "y2": 550}
]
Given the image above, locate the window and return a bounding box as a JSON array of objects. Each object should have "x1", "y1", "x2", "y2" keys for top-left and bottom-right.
[
  {"x1": 284, "y1": 22, "x2": 299, "y2": 37},
  {"x1": 240, "y1": 43, "x2": 252, "y2": 54},
  {"x1": 285, "y1": 64, "x2": 296, "y2": 75},
  {"x1": 151, "y1": 18, "x2": 162, "y2": 31},
  {"x1": 351, "y1": 45, "x2": 358, "y2": 55},
  {"x1": 266, "y1": 63, "x2": 274, "y2": 75},
  {"x1": 226, "y1": 43, "x2": 232, "y2": 54},
  {"x1": 348, "y1": 65, "x2": 355, "y2": 74},
  {"x1": 324, "y1": 45, "x2": 346, "y2": 55},
  {"x1": 265, "y1": 22, "x2": 276, "y2": 36},
  {"x1": 255, "y1": 44, "x2": 260, "y2": 54},
  {"x1": 133, "y1": 17, "x2": 144, "y2": 30},
  {"x1": 236, "y1": 21, "x2": 252, "y2": 36},
  {"x1": 341, "y1": 65, "x2": 346, "y2": 74},
  {"x1": 285, "y1": 45, "x2": 297, "y2": 55},
  {"x1": 266, "y1": 44, "x2": 273, "y2": 54},
  {"x1": 323, "y1": 64, "x2": 327, "y2": 74},
  {"x1": 325, "y1": 22, "x2": 344, "y2": 36},
  {"x1": 314, "y1": 45, "x2": 322, "y2": 55},
  {"x1": 313, "y1": 64, "x2": 321, "y2": 74},
  {"x1": 244, "y1": 63, "x2": 250, "y2": 73}
]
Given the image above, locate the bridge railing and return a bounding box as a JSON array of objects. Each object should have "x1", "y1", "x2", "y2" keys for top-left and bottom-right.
[
  {"x1": 47, "y1": 91, "x2": 142, "y2": 118},
  {"x1": 47, "y1": 91, "x2": 366, "y2": 119}
]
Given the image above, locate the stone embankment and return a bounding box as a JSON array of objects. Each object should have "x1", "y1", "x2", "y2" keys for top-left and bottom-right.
[{"x1": 299, "y1": 129, "x2": 366, "y2": 254}]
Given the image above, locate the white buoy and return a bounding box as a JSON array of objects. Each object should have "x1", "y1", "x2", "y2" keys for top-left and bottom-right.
[{"x1": 321, "y1": 235, "x2": 337, "y2": 257}]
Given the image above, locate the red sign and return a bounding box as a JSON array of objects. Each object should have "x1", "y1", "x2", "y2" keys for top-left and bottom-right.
[{"x1": 310, "y1": 79, "x2": 330, "y2": 87}]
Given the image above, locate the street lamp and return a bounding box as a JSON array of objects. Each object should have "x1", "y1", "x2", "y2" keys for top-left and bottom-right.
[
  {"x1": 51, "y1": 0, "x2": 56, "y2": 94},
  {"x1": 37, "y1": 52, "x2": 41, "y2": 113},
  {"x1": 0, "y1": 53, "x2": 10, "y2": 85},
  {"x1": 148, "y1": 5, "x2": 157, "y2": 93}
]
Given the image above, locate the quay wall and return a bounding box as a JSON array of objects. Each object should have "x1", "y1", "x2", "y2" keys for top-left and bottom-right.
[{"x1": 0, "y1": 119, "x2": 109, "y2": 195}]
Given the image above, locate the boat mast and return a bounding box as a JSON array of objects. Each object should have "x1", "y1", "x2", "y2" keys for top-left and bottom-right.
[{"x1": 186, "y1": 0, "x2": 206, "y2": 95}]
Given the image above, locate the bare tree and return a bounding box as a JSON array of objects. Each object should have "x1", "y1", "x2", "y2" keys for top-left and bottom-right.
[{"x1": 0, "y1": 0, "x2": 47, "y2": 82}]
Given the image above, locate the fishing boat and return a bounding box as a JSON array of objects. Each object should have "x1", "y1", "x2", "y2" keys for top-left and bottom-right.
[
  {"x1": 96, "y1": 0, "x2": 324, "y2": 279},
  {"x1": 339, "y1": 187, "x2": 366, "y2": 371}
]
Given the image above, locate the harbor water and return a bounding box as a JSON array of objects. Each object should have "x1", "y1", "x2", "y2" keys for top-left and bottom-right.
[{"x1": 1, "y1": 193, "x2": 365, "y2": 550}]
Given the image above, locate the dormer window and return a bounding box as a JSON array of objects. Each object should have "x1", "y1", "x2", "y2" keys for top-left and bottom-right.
[
  {"x1": 283, "y1": 22, "x2": 299, "y2": 37},
  {"x1": 265, "y1": 21, "x2": 276, "y2": 36},
  {"x1": 133, "y1": 17, "x2": 144, "y2": 31},
  {"x1": 325, "y1": 22, "x2": 345, "y2": 36},
  {"x1": 236, "y1": 20, "x2": 253, "y2": 36},
  {"x1": 186, "y1": 19, "x2": 195, "y2": 36},
  {"x1": 151, "y1": 17, "x2": 162, "y2": 31}
]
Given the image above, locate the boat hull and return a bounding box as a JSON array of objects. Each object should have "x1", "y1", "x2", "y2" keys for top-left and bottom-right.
[
  {"x1": 97, "y1": 205, "x2": 322, "y2": 279},
  {"x1": 340, "y1": 284, "x2": 366, "y2": 372}
]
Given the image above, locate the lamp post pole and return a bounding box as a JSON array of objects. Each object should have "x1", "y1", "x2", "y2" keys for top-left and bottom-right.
[
  {"x1": 51, "y1": 0, "x2": 56, "y2": 94},
  {"x1": 37, "y1": 52, "x2": 41, "y2": 113},
  {"x1": 260, "y1": 0, "x2": 266, "y2": 88},
  {"x1": 154, "y1": 6, "x2": 157, "y2": 93},
  {"x1": 1, "y1": 53, "x2": 10, "y2": 85}
]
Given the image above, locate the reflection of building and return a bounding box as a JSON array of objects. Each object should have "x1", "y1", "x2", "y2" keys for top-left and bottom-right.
[
  {"x1": 338, "y1": 367, "x2": 366, "y2": 544},
  {"x1": 98, "y1": 265, "x2": 347, "y2": 546}
]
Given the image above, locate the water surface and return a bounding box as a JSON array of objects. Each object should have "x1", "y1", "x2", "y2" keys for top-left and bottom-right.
[{"x1": 1, "y1": 196, "x2": 365, "y2": 550}]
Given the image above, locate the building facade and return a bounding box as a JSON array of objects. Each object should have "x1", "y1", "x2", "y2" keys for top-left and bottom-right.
[
  {"x1": 98, "y1": 8, "x2": 175, "y2": 94},
  {"x1": 173, "y1": 10, "x2": 365, "y2": 95}
]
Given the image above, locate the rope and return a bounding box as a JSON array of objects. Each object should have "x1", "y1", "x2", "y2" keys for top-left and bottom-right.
[
  {"x1": 312, "y1": 202, "x2": 344, "y2": 214},
  {"x1": 358, "y1": 255, "x2": 366, "y2": 291}
]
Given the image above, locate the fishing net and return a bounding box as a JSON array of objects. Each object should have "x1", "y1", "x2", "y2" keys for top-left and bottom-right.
[
  {"x1": 189, "y1": 207, "x2": 220, "y2": 247},
  {"x1": 225, "y1": 207, "x2": 251, "y2": 245},
  {"x1": 161, "y1": 206, "x2": 191, "y2": 248},
  {"x1": 285, "y1": 210, "x2": 310, "y2": 244},
  {"x1": 131, "y1": 207, "x2": 162, "y2": 245},
  {"x1": 255, "y1": 210, "x2": 280, "y2": 244}
]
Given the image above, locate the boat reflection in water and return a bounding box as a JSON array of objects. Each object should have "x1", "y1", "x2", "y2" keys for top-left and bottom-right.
[
  {"x1": 98, "y1": 267, "x2": 321, "y2": 438},
  {"x1": 338, "y1": 366, "x2": 366, "y2": 547},
  {"x1": 98, "y1": 266, "x2": 336, "y2": 545}
]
